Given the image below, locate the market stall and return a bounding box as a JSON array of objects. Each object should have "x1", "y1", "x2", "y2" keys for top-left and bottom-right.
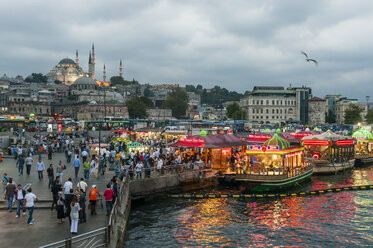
[
  {"x1": 352, "y1": 129, "x2": 373, "y2": 166},
  {"x1": 302, "y1": 130, "x2": 355, "y2": 174}
]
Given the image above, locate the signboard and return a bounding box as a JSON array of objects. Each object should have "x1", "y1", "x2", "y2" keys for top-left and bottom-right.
[{"x1": 58, "y1": 124, "x2": 62, "y2": 131}]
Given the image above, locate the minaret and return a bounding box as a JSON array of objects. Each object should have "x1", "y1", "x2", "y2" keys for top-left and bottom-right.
[
  {"x1": 91, "y1": 43, "x2": 95, "y2": 80},
  {"x1": 103, "y1": 64, "x2": 106, "y2": 82},
  {"x1": 75, "y1": 50, "x2": 79, "y2": 66},
  {"x1": 88, "y1": 50, "x2": 92, "y2": 78},
  {"x1": 119, "y1": 59, "x2": 123, "y2": 78}
]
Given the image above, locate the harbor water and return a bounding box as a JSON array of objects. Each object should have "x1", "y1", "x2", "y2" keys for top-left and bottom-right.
[{"x1": 125, "y1": 167, "x2": 373, "y2": 247}]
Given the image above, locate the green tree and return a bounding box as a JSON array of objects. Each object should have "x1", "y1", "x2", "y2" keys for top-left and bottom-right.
[
  {"x1": 110, "y1": 76, "x2": 139, "y2": 86},
  {"x1": 226, "y1": 102, "x2": 240, "y2": 118},
  {"x1": 163, "y1": 88, "x2": 188, "y2": 119},
  {"x1": 25, "y1": 73, "x2": 47, "y2": 83},
  {"x1": 126, "y1": 98, "x2": 147, "y2": 119},
  {"x1": 143, "y1": 87, "x2": 154, "y2": 97},
  {"x1": 185, "y1": 85, "x2": 196, "y2": 92},
  {"x1": 139, "y1": 96, "x2": 154, "y2": 107},
  {"x1": 232, "y1": 109, "x2": 247, "y2": 120},
  {"x1": 344, "y1": 104, "x2": 363, "y2": 124},
  {"x1": 366, "y1": 109, "x2": 373, "y2": 124}
]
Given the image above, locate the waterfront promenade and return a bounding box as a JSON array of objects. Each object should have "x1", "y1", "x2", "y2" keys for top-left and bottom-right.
[{"x1": 0, "y1": 152, "x2": 115, "y2": 247}]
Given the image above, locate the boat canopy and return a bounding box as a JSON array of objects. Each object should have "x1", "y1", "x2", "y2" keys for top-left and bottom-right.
[{"x1": 352, "y1": 129, "x2": 373, "y2": 142}]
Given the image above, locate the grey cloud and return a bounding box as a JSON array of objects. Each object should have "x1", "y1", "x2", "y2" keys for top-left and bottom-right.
[{"x1": 0, "y1": 0, "x2": 372, "y2": 100}]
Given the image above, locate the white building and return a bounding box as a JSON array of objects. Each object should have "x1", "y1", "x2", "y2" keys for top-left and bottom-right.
[
  {"x1": 335, "y1": 98, "x2": 368, "y2": 124},
  {"x1": 308, "y1": 97, "x2": 326, "y2": 125},
  {"x1": 240, "y1": 86, "x2": 311, "y2": 125}
]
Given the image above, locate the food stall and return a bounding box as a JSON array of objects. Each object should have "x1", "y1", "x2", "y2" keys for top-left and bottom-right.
[
  {"x1": 352, "y1": 129, "x2": 373, "y2": 166},
  {"x1": 302, "y1": 130, "x2": 355, "y2": 174},
  {"x1": 234, "y1": 133, "x2": 313, "y2": 192}
]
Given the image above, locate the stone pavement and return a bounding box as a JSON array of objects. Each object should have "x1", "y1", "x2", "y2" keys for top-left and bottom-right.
[{"x1": 0, "y1": 152, "x2": 116, "y2": 247}]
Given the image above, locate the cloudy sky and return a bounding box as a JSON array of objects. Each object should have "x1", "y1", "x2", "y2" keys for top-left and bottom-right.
[{"x1": 0, "y1": 0, "x2": 372, "y2": 100}]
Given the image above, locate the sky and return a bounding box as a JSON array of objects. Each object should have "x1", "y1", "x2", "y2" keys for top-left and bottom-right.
[{"x1": 0, "y1": 0, "x2": 372, "y2": 101}]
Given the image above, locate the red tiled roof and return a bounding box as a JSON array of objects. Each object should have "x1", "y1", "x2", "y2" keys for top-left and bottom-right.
[{"x1": 309, "y1": 97, "x2": 325, "y2": 101}]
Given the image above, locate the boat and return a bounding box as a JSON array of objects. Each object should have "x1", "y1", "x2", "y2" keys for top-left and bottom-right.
[
  {"x1": 233, "y1": 133, "x2": 313, "y2": 192},
  {"x1": 302, "y1": 130, "x2": 355, "y2": 174},
  {"x1": 352, "y1": 129, "x2": 373, "y2": 167}
]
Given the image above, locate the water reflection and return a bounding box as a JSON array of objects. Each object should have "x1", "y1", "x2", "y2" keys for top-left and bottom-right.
[{"x1": 125, "y1": 167, "x2": 373, "y2": 247}]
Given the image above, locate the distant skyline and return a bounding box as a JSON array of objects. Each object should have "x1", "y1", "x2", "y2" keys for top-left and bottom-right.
[{"x1": 0, "y1": 0, "x2": 372, "y2": 101}]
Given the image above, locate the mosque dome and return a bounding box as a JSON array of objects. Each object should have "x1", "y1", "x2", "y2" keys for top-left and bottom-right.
[
  {"x1": 58, "y1": 58, "x2": 76, "y2": 65},
  {"x1": 72, "y1": 76, "x2": 98, "y2": 90}
]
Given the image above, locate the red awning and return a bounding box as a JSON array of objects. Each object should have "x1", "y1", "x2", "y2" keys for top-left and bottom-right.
[{"x1": 170, "y1": 134, "x2": 247, "y2": 148}]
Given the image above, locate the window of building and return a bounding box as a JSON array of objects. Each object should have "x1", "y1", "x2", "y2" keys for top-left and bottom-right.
[
  {"x1": 266, "y1": 109, "x2": 269, "y2": 114},
  {"x1": 261, "y1": 100, "x2": 263, "y2": 105},
  {"x1": 261, "y1": 109, "x2": 263, "y2": 114},
  {"x1": 272, "y1": 109, "x2": 274, "y2": 113},
  {"x1": 266, "y1": 100, "x2": 269, "y2": 105},
  {"x1": 272, "y1": 100, "x2": 275, "y2": 105}
]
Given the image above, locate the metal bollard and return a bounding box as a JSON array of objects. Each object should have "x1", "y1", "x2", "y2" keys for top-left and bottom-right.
[{"x1": 65, "y1": 237, "x2": 72, "y2": 248}]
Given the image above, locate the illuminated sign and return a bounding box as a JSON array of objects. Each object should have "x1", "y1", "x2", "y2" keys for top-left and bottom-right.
[
  {"x1": 249, "y1": 145, "x2": 262, "y2": 151},
  {"x1": 335, "y1": 140, "x2": 355, "y2": 146},
  {"x1": 267, "y1": 145, "x2": 279, "y2": 151},
  {"x1": 285, "y1": 151, "x2": 303, "y2": 158},
  {"x1": 180, "y1": 138, "x2": 205, "y2": 143},
  {"x1": 302, "y1": 140, "x2": 330, "y2": 146},
  {"x1": 58, "y1": 124, "x2": 62, "y2": 131}
]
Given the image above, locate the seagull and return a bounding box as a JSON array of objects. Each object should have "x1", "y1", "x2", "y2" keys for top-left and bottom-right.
[{"x1": 301, "y1": 51, "x2": 318, "y2": 65}]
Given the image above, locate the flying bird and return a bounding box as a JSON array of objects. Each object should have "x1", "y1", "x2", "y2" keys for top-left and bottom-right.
[{"x1": 301, "y1": 51, "x2": 318, "y2": 65}]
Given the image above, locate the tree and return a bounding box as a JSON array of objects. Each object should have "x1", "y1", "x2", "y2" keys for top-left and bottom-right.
[
  {"x1": 25, "y1": 73, "x2": 47, "y2": 83},
  {"x1": 344, "y1": 104, "x2": 363, "y2": 124},
  {"x1": 366, "y1": 109, "x2": 373, "y2": 124},
  {"x1": 126, "y1": 98, "x2": 147, "y2": 119},
  {"x1": 226, "y1": 102, "x2": 240, "y2": 118},
  {"x1": 185, "y1": 85, "x2": 196, "y2": 92},
  {"x1": 163, "y1": 88, "x2": 188, "y2": 119},
  {"x1": 139, "y1": 96, "x2": 154, "y2": 107},
  {"x1": 110, "y1": 76, "x2": 125, "y2": 85},
  {"x1": 232, "y1": 109, "x2": 247, "y2": 120},
  {"x1": 325, "y1": 110, "x2": 336, "y2": 124},
  {"x1": 143, "y1": 87, "x2": 154, "y2": 97}
]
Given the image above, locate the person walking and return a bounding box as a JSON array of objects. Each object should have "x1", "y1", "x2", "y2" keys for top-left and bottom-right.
[
  {"x1": 15, "y1": 184, "x2": 26, "y2": 217},
  {"x1": 103, "y1": 184, "x2": 114, "y2": 216},
  {"x1": 65, "y1": 188, "x2": 74, "y2": 224},
  {"x1": 0, "y1": 173, "x2": 9, "y2": 193},
  {"x1": 36, "y1": 158, "x2": 45, "y2": 180},
  {"x1": 63, "y1": 178, "x2": 73, "y2": 195},
  {"x1": 70, "y1": 196, "x2": 81, "y2": 234},
  {"x1": 88, "y1": 185, "x2": 100, "y2": 215},
  {"x1": 56, "y1": 191, "x2": 65, "y2": 223},
  {"x1": 4, "y1": 178, "x2": 16, "y2": 212},
  {"x1": 25, "y1": 188, "x2": 38, "y2": 225},
  {"x1": 25, "y1": 154, "x2": 33, "y2": 176},
  {"x1": 83, "y1": 160, "x2": 90, "y2": 180},
  {"x1": 16, "y1": 155, "x2": 25, "y2": 176},
  {"x1": 77, "y1": 178, "x2": 88, "y2": 193},
  {"x1": 73, "y1": 155, "x2": 81, "y2": 178},
  {"x1": 78, "y1": 189, "x2": 86, "y2": 223},
  {"x1": 51, "y1": 177, "x2": 62, "y2": 211},
  {"x1": 56, "y1": 160, "x2": 65, "y2": 184},
  {"x1": 135, "y1": 161, "x2": 143, "y2": 179},
  {"x1": 47, "y1": 164, "x2": 54, "y2": 189}
]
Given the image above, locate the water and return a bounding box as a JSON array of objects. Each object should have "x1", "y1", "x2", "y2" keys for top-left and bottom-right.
[{"x1": 125, "y1": 167, "x2": 373, "y2": 247}]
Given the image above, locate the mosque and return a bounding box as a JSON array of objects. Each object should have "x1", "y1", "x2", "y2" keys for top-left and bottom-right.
[{"x1": 46, "y1": 44, "x2": 123, "y2": 86}]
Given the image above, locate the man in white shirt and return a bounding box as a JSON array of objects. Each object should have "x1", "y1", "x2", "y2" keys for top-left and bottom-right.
[
  {"x1": 135, "y1": 162, "x2": 143, "y2": 179},
  {"x1": 157, "y1": 159, "x2": 163, "y2": 172},
  {"x1": 63, "y1": 178, "x2": 73, "y2": 195},
  {"x1": 81, "y1": 150, "x2": 88, "y2": 163},
  {"x1": 25, "y1": 188, "x2": 38, "y2": 225},
  {"x1": 77, "y1": 178, "x2": 88, "y2": 193},
  {"x1": 36, "y1": 159, "x2": 45, "y2": 180},
  {"x1": 25, "y1": 154, "x2": 33, "y2": 175}
]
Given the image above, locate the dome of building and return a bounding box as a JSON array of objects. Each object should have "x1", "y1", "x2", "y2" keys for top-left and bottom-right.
[
  {"x1": 71, "y1": 76, "x2": 98, "y2": 91},
  {"x1": 73, "y1": 76, "x2": 98, "y2": 86},
  {"x1": 58, "y1": 58, "x2": 76, "y2": 65},
  {"x1": 0, "y1": 74, "x2": 11, "y2": 82}
]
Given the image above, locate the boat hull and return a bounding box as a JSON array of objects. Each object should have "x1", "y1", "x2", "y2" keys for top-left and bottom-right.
[
  {"x1": 312, "y1": 159, "x2": 355, "y2": 175},
  {"x1": 355, "y1": 157, "x2": 373, "y2": 167},
  {"x1": 233, "y1": 168, "x2": 313, "y2": 193}
]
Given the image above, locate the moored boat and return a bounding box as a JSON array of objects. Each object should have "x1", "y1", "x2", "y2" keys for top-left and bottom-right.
[
  {"x1": 352, "y1": 129, "x2": 373, "y2": 167},
  {"x1": 233, "y1": 133, "x2": 313, "y2": 192},
  {"x1": 302, "y1": 130, "x2": 355, "y2": 175}
]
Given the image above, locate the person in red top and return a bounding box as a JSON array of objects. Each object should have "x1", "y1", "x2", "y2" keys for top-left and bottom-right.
[
  {"x1": 103, "y1": 184, "x2": 114, "y2": 216},
  {"x1": 88, "y1": 185, "x2": 100, "y2": 215}
]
